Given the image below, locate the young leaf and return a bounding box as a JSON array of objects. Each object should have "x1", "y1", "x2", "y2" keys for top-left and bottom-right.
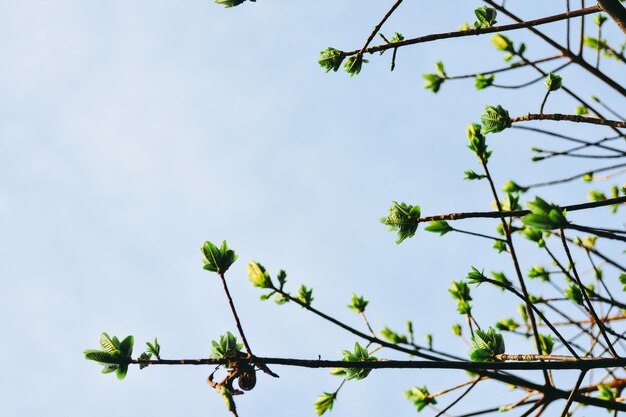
[
  {"x1": 247, "y1": 261, "x2": 273, "y2": 288},
  {"x1": 475, "y1": 74, "x2": 495, "y2": 90},
  {"x1": 201, "y1": 240, "x2": 238, "y2": 274},
  {"x1": 314, "y1": 392, "x2": 337, "y2": 416},
  {"x1": 344, "y1": 54, "x2": 367, "y2": 76},
  {"x1": 480, "y1": 105, "x2": 510, "y2": 134},
  {"x1": 210, "y1": 331, "x2": 244, "y2": 360},
  {"x1": 215, "y1": 0, "x2": 249, "y2": 8},
  {"x1": 474, "y1": 6, "x2": 497, "y2": 28},
  {"x1": 340, "y1": 342, "x2": 378, "y2": 380},
  {"x1": 380, "y1": 201, "x2": 421, "y2": 244},
  {"x1": 347, "y1": 294, "x2": 369, "y2": 313},
  {"x1": 318, "y1": 47, "x2": 344, "y2": 73},
  {"x1": 424, "y1": 220, "x2": 453, "y2": 236},
  {"x1": 545, "y1": 72, "x2": 562, "y2": 91},
  {"x1": 405, "y1": 386, "x2": 437, "y2": 412},
  {"x1": 294, "y1": 285, "x2": 314, "y2": 307}
]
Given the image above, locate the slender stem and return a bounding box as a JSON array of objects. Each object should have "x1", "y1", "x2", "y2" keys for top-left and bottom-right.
[
  {"x1": 433, "y1": 378, "x2": 481, "y2": 417},
  {"x1": 559, "y1": 231, "x2": 619, "y2": 357},
  {"x1": 540, "y1": 91, "x2": 551, "y2": 114},
  {"x1": 218, "y1": 272, "x2": 253, "y2": 356}
]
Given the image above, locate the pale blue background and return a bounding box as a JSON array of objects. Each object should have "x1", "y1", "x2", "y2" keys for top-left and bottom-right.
[{"x1": 1, "y1": 1, "x2": 624, "y2": 416}]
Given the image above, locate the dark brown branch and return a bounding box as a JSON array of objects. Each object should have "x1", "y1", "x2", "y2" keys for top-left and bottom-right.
[
  {"x1": 357, "y1": 0, "x2": 404, "y2": 56},
  {"x1": 597, "y1": 0, "x2": 626, "y2": 34},
  {"x1": 344, "y1": 6, "x2": 601, "y2": 56},
  {"x1": 416, "y1": 196, "x2": 626, "y2": 223},
  {"x1": 510, "y1": 113, "x2": 626, "y2": 128},
  {"x1": 482, "y1": 0, "x2": 626, "y2": 97}
]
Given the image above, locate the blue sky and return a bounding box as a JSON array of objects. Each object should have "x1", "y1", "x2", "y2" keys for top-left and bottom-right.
[{"x1": 1, "y1": 1, "x2": 624, "y2": 416}]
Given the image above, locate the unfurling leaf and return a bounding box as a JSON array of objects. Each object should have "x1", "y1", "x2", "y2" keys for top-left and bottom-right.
[
  {"x1": 201, "y1": 240, "x2": 238, "y2": 274},
  {"x1": 314, "y1": 392, "x2": 337, "y2": 416},
  {"x1": 318, "y1": 48, "x2": 344, "y2": 73},
  {"x1": 480, "y1": 105, "x2": 510, "y2": 134},
  {"x1": 340, "y1": 342, "x2": 378, "y2": 380},
  {"x1": 380, "y1": 201, "x2": 421, "y2": 244}
]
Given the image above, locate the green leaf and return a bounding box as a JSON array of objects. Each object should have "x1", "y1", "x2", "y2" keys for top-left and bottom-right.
[
  {"x1": 424, "y1": 220, "x2": 453, "y2": 236},
  {"x1": 405, "y1": 386, "x2": 437, "y2": 411},
  {"x1": 480, "y1": 105, "x2": 510, "y2": 134},
  {"x1": 146, "y1": 338, "x2": 161, "y2": 360},
  {"x1": 344, "y1": 54, "x2": 367, "y2": 76},
  {"x1": 528, "y1": 265, "x2": 550, "y2": 282},
  {"x1": 294, "y1": 285, "x2": 314, "y2": 307},
  {"x1": 215, "y1": 0, "x2": 248, "y2": 8},
  {"x1": 474, "y1": 6, "x2": 498, "y2": 28},
  {"x1": 594, "y1": 13, "x2": 608, "y2": 27},
  {"x1": 576, "y1": 106, "x2": 589, "y2": 115},
  {"x1": 276, "y1": 269, "x2": 287, "y2": 287},
  {"x1": 119, "y1": 335, "x2": 134, "y2": 358},
  {"x1": 491, "y1": 271, "x2": 512, "y2": 289},
  {"x1": 564, "y1": 283, "x2": 583, "y2": 305},
  {"x1": 390, "y1": 32, "x2": 405, "y2": 43},
  {"x1": 138, "y1": 352, "x2": 152, "y2": 370},
  {"x1": 314, "y1": 392, "x2": 337, "y2": 416},
  {"x1": 491, "y1": 34, "x2": 514, "y2": 52},
  {"x1": 470, "y1": 327, "x2": 505, "y2": 361},
  {"x1": 537, "y1": 334, "x2": 554, "y2": 355},
  {"x1": 347, "y1": 294, "x2": 369, "y2": 313},
  {"x1": 247, "y1": 261, "x2": 273, "y2": 288},
  {"x1": 100, "y1": 332, "x2": 118, "y2": 352},
  {"x1": 466, "y1": 266, "x2": 486, "y2": 284},
  {"x1": 210, "y1": 331, "x2": 244, "y2": 360},
  {"x1": 466, "y1": 122, "x2": 492, "y2": 161},
  {"x1": 422, "y1": 73, "x2": 445, "y2": 93},
  {"x1": 502, "y1": 180, "x2": 527, "y2": 193},
  {"x1": 84, "y1": 350, "x2": 123, "y2": 365},
  {"x1": 201, "y1": 240, "x2": 238, "y2": 274},
  {"x1": 493, "y1": 240, "x2": 507, "y2": 253},
  {"x1": 340, "y1": 342, "x2": 377, "y2": 380},
  {"x1": 318, "y1": 47, "x2": 344, "y2": 73},
  {"x1": 435, "y1": 61, "x2": 446, "y2": 77},
  {"x1": 521, "y1": 226, "x2": 545, "y2": 248},
  {"x1": 464, "y1": 170, "x2": 486, "y2": 180},
  {"x1": 380, "y1": 201, "x2": 420, "y2": 244},
  {"x1": 380, "y1": 326, "x2": 408, "y2": 344},
  {"x1": 475, "y1": 74, "x2": 495, "y2": 90},
  {"x1": 495, "y1": 318, "x2": 519, "y2": 331},
  {"x1": 116, "y1": 364, "x2": 129, "y2": 380},
  {"x1": 545, "y1": 72, "x2": 562, "y2": 91}
]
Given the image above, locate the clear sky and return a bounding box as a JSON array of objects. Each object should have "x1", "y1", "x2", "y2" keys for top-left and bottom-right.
[{"x1": 1, "y1": 1, "x2": 624, "y2": 416}]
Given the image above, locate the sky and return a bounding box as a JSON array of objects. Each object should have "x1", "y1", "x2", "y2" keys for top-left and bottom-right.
[{"x1": 1, "y1": 1, "x2": 625, "y2": 416}]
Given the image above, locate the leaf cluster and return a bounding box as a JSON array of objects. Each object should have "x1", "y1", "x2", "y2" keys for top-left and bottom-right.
[
  {"x1": 210, "y1": 331, "x2": 244, "y2": 361},
  {"x1": 201, "y1": 240, "x2": 238, "y2": 274},
  {"x1": 469, "y1": 327, "x2": 505, "y2": 362},
  {"x1": 84, "y1": 333, "x2": 134, "y2": 380},
  {"x1": 449, "y1": 280, "x2": 472, "y2": 314},
  {"x1": 380, "y1": 201, "x2": 421, "y2": 244},
  {"x1": 522, "y1": 196, "x2": 569, "y2": 230},
  {"x1": 340, "y1": 342, "x2": 378, "y2": 380},
  {"x1": 405, "y1": 386, "x2": 437, "y2": 412}
]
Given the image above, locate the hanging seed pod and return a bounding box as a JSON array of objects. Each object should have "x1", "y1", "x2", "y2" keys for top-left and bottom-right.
[{"x1": 237, "y1": 368, "x2": 257, "y2": 391}]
